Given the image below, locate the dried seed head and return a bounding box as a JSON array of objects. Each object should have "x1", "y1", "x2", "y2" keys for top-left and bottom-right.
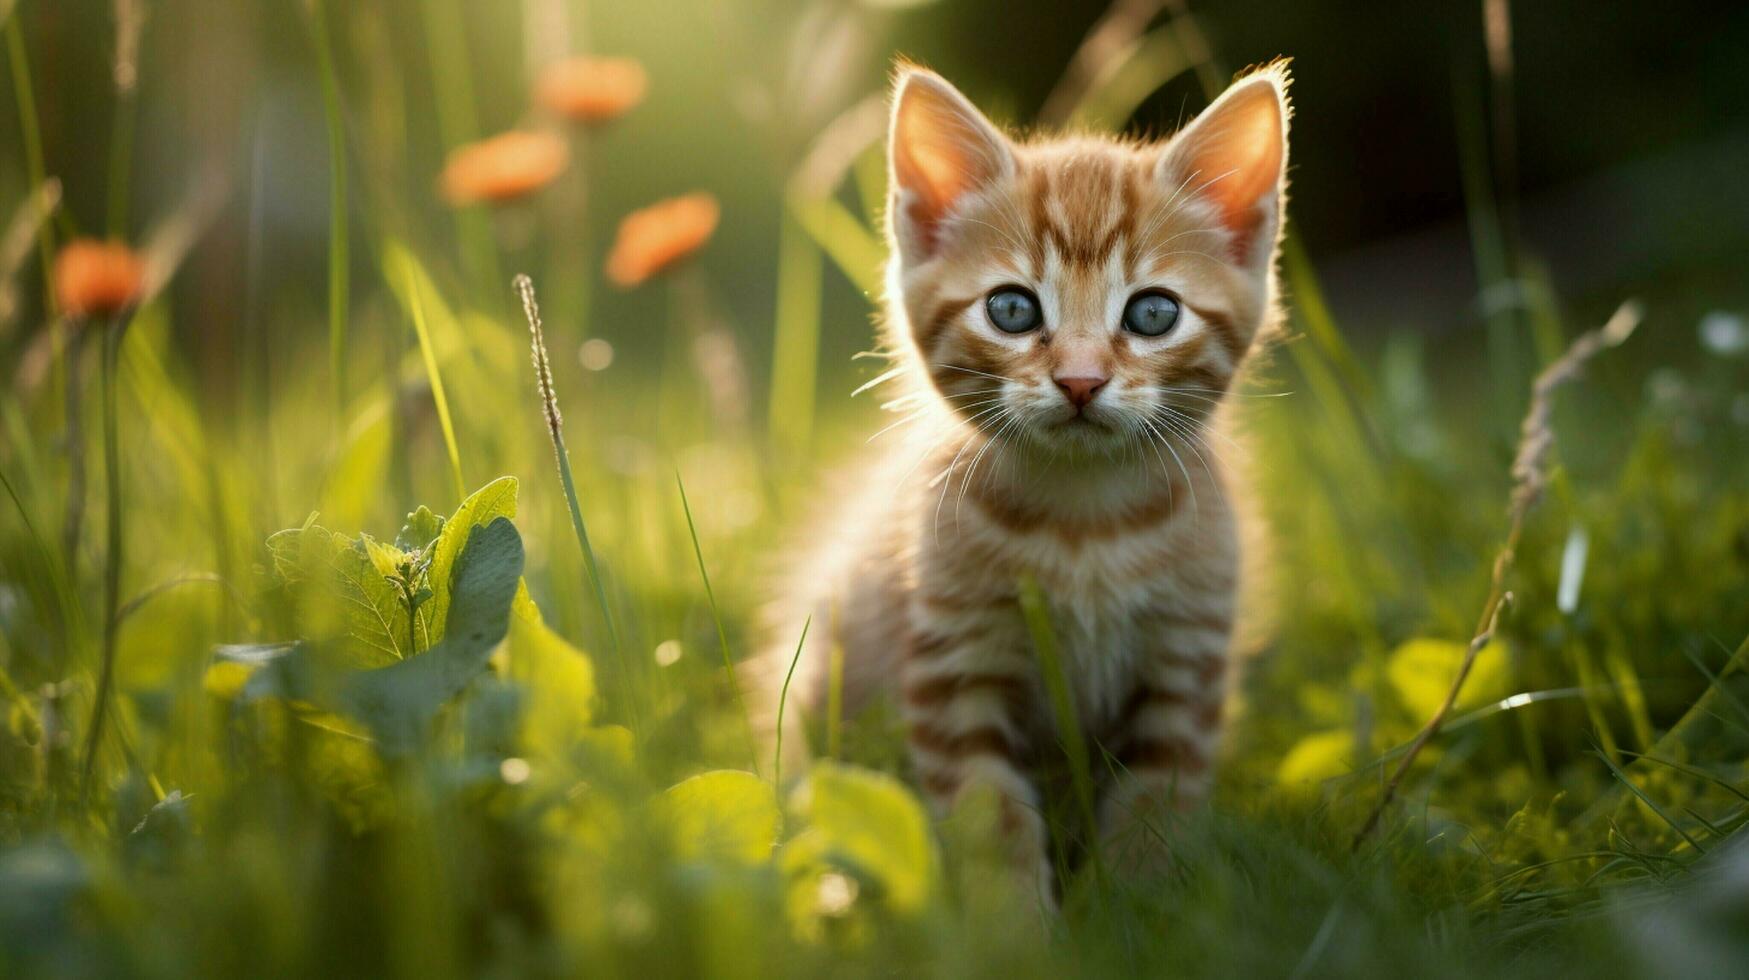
[{"x1": 514, "y1": 274, "x2": 563, "y2": 442}]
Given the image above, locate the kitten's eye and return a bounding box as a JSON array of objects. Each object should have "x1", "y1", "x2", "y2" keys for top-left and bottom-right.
[
  {"x1": 1122, "y1": 291, "x2": 1181, "y2": 337},
  {"x1": 985, "y1": 287, "x2": 1043, "y2": 334}
]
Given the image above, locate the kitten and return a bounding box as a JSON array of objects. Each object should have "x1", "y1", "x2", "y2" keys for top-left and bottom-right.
[{"x1": 753, "y1": 62, "x2": 1291, "y2": 899}]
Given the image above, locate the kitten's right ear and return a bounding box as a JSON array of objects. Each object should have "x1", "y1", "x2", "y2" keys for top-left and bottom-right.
[{"x1": 888, "y1": 67, "x2": 1014, "y2": 266}]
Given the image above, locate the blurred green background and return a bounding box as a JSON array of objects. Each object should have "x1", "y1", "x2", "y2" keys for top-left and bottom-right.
[{"x1": 8, "y1": 0, "x2": 1748, "y2": 414}]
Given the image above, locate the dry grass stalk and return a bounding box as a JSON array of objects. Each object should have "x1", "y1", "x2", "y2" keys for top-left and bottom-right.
[
  {"x1": 513, "y1": 273, "x2": 621, "y2": 660},
  {"x1": 113, "y1": 0, "x2": 147, "y2": 93},
  {"x1": 1353, "y1": 299, "x2": 1643, "y2": 849},
  {"x1": 1037, "y1": 0, "x2": 1170, "y2": 126},
  {"x1": 0, "y1": 178, "x2": 60, "y2": 329}
]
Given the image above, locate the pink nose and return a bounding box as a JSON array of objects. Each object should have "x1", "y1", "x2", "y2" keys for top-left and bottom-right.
[{"x1": 1055, "y1": 376, "x2": 1108, "y2": 409}]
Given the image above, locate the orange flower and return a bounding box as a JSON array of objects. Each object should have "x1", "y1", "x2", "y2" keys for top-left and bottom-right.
[
  {"x1": 439, "y1": 131, "x2": 568, "y2": 206},
  {"x1": 53, "y1": 239, "x2": 145, "y2": 318},
  {"x1": 536, "y1": 56, "x2": 647, "y2": 123},
  {"x1": 605, "y1": 193, "x2": 719, "y2": 288}
]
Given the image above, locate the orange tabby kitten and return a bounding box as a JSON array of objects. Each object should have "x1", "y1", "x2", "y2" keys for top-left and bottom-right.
[{"x1": 754, "y1": 62, "x2": 1291, "y2": 898}]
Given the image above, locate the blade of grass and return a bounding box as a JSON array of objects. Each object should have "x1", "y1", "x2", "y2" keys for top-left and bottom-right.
[
  {"x1": 1680, "y1": 643, "x2": 1749, "y2": 727},
  {"x1": 306, "y1": 0, "x2": 349, "y2": 422},
  {"x1": 513, "y1": 275, "x2": 621, "y2": 663},
  {"x1": 675, "y1": 470, "x2": 755, "y2": 765},
  {"x1": 393, "y1": 251, "x2": 465, "y2": 503},
  {"x1": 1620, "y1": 751, "x2": 1749, "y2": 806},
  {"x1": 420, "y1": 0, "x2": 499, "y2": 297},
  {"x1": 768, "y1": 211, "x2": 824, "y2": 462},
  {"x1": 1594, "y1": 747, "x2": 1704, "y2": 855},
  {"x1": 1018, "y1": 575, "x2": 1103, "y2": 880},
  {"x1": 1573, "y1": 638, "x2": 1749, "y2": 833},
  {"x1": 774, "y1": 616, "x2": 811, "y2": 790},
  {"x1": 787, "y1": 194, "x2": 883, "y2": 299},
  {"x1": 4, "y1": 10, "x2": 53, "y2": 318}
]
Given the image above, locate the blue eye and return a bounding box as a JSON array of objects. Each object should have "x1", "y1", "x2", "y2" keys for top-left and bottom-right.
[
  {"x1": 986, "y1": 288, "x2": 1042, "y2": 334},
  {"x1": 1122, "y1": 291, "x2": 1181, "y2": 337}
]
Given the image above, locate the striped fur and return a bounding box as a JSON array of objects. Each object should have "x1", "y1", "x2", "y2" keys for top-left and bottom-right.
[{"x1": 752, "y1": 62, "x2": 1292, "y2": 902}]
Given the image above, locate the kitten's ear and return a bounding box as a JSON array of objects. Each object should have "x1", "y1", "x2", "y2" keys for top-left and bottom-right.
[
  {"x1": 888, "y1": 67, "x2": 1014, "y2": 265},
  {"x1": 1158, "y1": 65, "x2": 1291, "y2": 265}
]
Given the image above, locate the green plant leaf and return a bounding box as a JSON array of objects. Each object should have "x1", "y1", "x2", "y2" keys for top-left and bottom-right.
[
  {"x1": 783, "y1": 762, "x2": 939, "y2": 914},
  {"x1": 340, "y1": 516, "x2": 525, "y2": 757},
  {"x1": 290, "y1": 524, "x2": 414, "y2": 667},
  {"x1": 1277, "y1": 729, "x2": 1356, "y2": 786},
  {"x1": 506, "y1": 589, "x2": 596, "y2": 760},
  {"x1": 1387, "y1": 637, "x2": 1511, "y2": 720},
  {"x1": 396, "y1": 506, "x2": 444, "y2": 553},
  {"x1": 424, "y1": 476, "x2": 518, "y2": 644},
  {"x1": 660, "y1": 770, "x2": 780, "y2": 865}
]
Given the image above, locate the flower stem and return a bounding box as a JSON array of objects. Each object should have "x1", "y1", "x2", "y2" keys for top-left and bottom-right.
[{"x1": 80, "y1": 316, "x2": 129, "y2": 803}]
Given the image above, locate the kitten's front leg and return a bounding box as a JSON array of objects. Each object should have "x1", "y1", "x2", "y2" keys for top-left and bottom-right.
[
  {"x1": 1097, "y1": 614, "x2": 1230, "y2": 873},
  {"x1": 900, "y1": 625, "x2": 1053, "y2": 904}
]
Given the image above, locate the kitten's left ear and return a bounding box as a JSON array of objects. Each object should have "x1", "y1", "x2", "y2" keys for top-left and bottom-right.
[
  {"x1": 887, "y1": 67, "x2": 1015, "y2": 266},
  {"x1": 1158, "y1": 64, "x2": 1291, "y2": 265}
]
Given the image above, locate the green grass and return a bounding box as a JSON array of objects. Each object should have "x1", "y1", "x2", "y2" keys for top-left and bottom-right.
[{"x1": 2, "y1": 2, "x2": 1749, "y2": 978}]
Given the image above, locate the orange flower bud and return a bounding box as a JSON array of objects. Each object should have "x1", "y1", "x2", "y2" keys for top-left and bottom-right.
[
  {"x1": 53, "y1": 239, "x2": 145, "y2": 318},
  {"x1": 604, "y1": 193, "x2": 720, "y2": 289},
  {"x1": 536, "y1": 56, "x2": 647, "y2": 124},
  {"x1": 439, "y1": 131, "x2": 568, "y2": 206}
]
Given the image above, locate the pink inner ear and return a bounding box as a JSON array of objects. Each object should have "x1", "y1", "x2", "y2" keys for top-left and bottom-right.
[
  {"x1": 1178, "y1": 83, "x2": 1285, "y2": 261},
  {"x1": 891, "y1": 76, "x2": 1007, "y2": 258}
]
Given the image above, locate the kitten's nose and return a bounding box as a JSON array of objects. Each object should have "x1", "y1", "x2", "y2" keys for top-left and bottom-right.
[{"x1": 1054, "y1": 375, "x2": 1108, "y2": 409}]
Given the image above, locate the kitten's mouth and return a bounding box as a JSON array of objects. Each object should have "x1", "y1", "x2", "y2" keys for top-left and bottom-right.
[{"x1": 1052, "y1": 412, "x2": 1111, "y2": 432}]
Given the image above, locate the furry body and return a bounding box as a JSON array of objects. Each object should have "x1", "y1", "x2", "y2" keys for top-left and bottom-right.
[{"x1": 753, "y1": 62, "x2": 1292, "y2": 899}]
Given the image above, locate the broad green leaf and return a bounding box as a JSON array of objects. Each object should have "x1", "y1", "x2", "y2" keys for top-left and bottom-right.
[
  {"x1": 784, "y1": 763, "x2": 938, "y2": 914},
  {"x1": 424, "y1": 476, "x2": 518, "y2": 643},
  {"x1": 660, "y1": 770, "x2": 780, "y2": 865},
  {"x1": 506, "y1": 593, "x2": 596, "y2": 759},
  {"x1": 341, "y1": 517, "x2": 525, "y2": 756},
  {"x1": 396, "y1": 506, "x2": 444, "y2": 553},
  {"x1": 297, "y1": 525, "x2": 412, "y2": 667},
  {"x1": 1277, "y1": 729, "x2": 1356, "y2": 786},
  {"x1": 1387, "y1": 637, "x2": 1511, "y2": 720},
  {"x1": 360, "y1": 534, "x2": 406, "y2": 580}
]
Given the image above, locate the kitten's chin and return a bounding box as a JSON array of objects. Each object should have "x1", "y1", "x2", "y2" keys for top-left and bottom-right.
[{"x1": 1019, "y1": 412, "x2": 1130, "y2": 458}]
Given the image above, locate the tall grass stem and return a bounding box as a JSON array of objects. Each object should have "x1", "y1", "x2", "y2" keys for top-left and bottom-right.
[
  {"x1": 774, "y1": 616, "x2": 811, "y2": 790},
  {"x1": 396, "y1": 255, "x2": 466, "y2": 503},
  {"x1": 1352, "y1": 300, "x2": 1642, "y2": 849},
  {"x1": 1019, "y1": 575, "x2": 1104, "y2": 879},
  {"x1": 768, "y1": 212, "x2": 823, "y2": 463},
  {"x1": 4, "y1": 13, "x2": 52, "y2": 318},
  {"x1": 513, "y1": 275, "x2": 621, "y2": 664},
  {"x1": 675, "y1": 471, "x2": 757, "y2": 765}
]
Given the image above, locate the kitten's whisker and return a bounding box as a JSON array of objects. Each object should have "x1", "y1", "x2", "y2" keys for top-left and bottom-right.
[
  {"x1": 956, "y1": 409, "x2": 1024, "y2": 518},
  {"x1": 1142, "y1": 414, "x2": 1198, "y2": 519},
  {"x1": 940, "y1": 364, "x2": 1018, "y2": 384},
  {"x1": 852, "y1": 366, "x2": 910, "y2": 397}
]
